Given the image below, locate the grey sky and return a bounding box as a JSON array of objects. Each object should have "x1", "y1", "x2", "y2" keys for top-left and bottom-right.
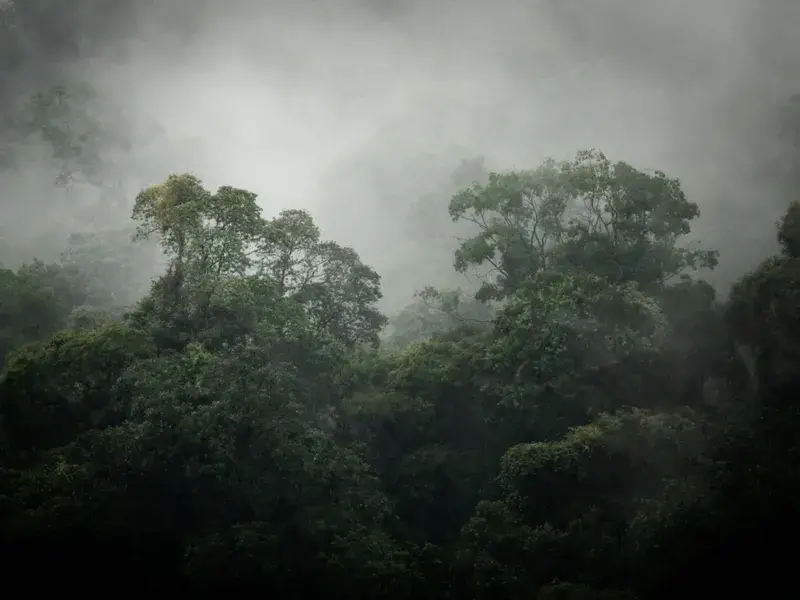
[{"x1": 5, "y1": 0, "x2": 800, "y2": 304}]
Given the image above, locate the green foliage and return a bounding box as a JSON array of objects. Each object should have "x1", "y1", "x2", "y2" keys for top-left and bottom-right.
[
  {"x1": 461, "y1": 409, "x2": 702, "y2": 597},
  {"x1": 2, "y1": 133, "x2": 799, "y2": 600},
  {"x1": 340, "y1": 338, "x2": 495, "y2": 545},
  {"x1": 0, "y1": 231, "x2": 158, "y2": 369},
  {"x1": 777, "y1": 200, "x2": 800, "y2": 258},
  {"x1": 450, "y1": 150, "x2": 717, "y2": 300},
  {"x1": 132, "y1": 175, "x2": 386, "y2": 350},
  {"x1": 486, "y1": 270, "x2": 668, "y2": 436},
  {"x1": 727, "y1": 255, "x2": 800, "y2": 366},
  {"x1": 0, "y1": 324, "x2": 156, "y2": 456},
  {"x1": 0, "y1": 260, "x2": 86, "y2": 367},
  {"x1": 384, "y1": 286, "x2": 494, "y2": 349}
]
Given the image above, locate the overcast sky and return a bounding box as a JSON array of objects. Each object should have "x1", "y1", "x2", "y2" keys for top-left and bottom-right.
[{"x1": 5, "y1": 0, "x2": 800, "y2": 304}]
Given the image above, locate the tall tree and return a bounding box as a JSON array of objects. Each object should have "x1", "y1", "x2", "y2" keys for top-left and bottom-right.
[
  {"x1": 131, "y1": 174, "x2": 386, "y2": 351},
  {"x1": 449, "y1": 150, "x2": 717, "y2": 300}
]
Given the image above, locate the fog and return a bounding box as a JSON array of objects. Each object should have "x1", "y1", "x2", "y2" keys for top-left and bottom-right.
[{"x1": 4, "y1": 0, "x2": 800, "y2": 309}]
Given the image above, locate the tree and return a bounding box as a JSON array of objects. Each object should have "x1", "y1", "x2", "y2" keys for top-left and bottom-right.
[
  {"x1": 462, "y1": 409, "x2": 702, "y2": 599},
  {"x1": 0, "y1": 260, "x2": 87, "y2": 368},
  {"x1": 4, "y1": 141, "x2": 796, "y2": 599},
  {"x1": 652, "y1": 278, "x2": 740, "y2": 409},
  {"x1": 726, "y1": 201, "x2": 800, "y2": 395},
  {"x1": 0, "y1": 323, "x2": 156, "y2": 458},
  {"x1": 131, "y1": 175, "x2": 386, "y2": 351},
  {"x1": 628, "y1": 202, "x2": 800, "y2": 600},
  {"x1": 383, "y1": 286, "x2": 494, "y2": 349},
  {"x1": 261, "y1": 209, "x2": 386, "y2": 348},
  {"x1": 1, "y1": 343, "x2": 410, "y2": 595},
  {"x1": 777, "y1": 200, "x2": 800, "y2": 259},
  {"x1": 449, "y1": 150, "x2": 717, "y2": 300},
  {"x1": 486, "y1": 269, "x2": 668, "y2": 437}
]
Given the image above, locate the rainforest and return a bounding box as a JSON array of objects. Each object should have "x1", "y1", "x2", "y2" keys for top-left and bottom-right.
[{"x1": 1, "y1": 2, "x2": 799, "y2": 598}]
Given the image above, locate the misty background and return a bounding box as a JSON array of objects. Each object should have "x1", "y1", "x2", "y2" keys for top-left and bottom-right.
[{"x1": 2, "y1": 0, "x2": 799, "y2": 313}]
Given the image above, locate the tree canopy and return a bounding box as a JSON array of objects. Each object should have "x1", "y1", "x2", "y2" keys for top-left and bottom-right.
[
  {"x1": 450, "y1": 150, "x2": 717, "y2": 300},
  {"x1": 1, "y1": 83, "x2": 798, "y2": 600}
]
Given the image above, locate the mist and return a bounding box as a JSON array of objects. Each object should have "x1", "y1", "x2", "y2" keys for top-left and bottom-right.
[
  {"x1": 4, "y1": 4, "x2": 800, "y2": 595},
  {"x1": 3, "y1": 0, "x2": 800, "y2": 309}
]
